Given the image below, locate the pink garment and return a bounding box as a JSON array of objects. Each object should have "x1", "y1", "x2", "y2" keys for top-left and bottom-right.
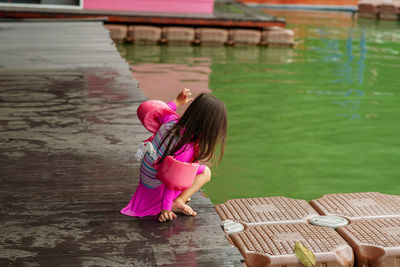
[{"x1": 121, "y1": 101, "x2": 205, "y2": 217}]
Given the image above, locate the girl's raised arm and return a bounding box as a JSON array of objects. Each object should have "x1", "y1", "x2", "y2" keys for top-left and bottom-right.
[
  {"x1": 173, "y1": 88, "x2": 194, "y2": 107},
  {"x1": 158, "y1": 88, "x2": 194, "y2": 125}
]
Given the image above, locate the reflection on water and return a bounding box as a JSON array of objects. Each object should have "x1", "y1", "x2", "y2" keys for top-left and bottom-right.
[
  {"x1": 118, "y1": 44, "x2": 294, "y2": 65},
  {"x1": 130, "y1": 62, "x2": 211, "y2": 114},
  {"x1": 118, "y1": 12, "x2": 400, "y2": 204}
]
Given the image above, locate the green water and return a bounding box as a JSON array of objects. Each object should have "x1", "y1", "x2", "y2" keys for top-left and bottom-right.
[{"x1": 118, "y1": 13, "x2": 400, "y2": 204}]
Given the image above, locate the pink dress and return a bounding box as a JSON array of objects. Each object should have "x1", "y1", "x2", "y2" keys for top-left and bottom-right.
[{"x1": 121, "y1": 102, "x2": 205, "y2": 217}]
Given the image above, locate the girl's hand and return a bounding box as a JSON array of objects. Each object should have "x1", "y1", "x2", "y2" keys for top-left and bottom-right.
[
  {"x1": 159, "y1": 209, "x2": 177, "y2": 222},
  {"x1": 174, "y1": 88, "x2": 194, "y2": 106}
]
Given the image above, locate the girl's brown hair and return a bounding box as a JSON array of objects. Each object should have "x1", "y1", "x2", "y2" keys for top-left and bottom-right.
[{"x1": 158, "y1": 93, "x2": 227, "y2": 164}]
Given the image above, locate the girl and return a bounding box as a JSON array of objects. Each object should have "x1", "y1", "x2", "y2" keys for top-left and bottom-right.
[{"x1": 121, "y1": 89, "x2": 228, "y2": 222}]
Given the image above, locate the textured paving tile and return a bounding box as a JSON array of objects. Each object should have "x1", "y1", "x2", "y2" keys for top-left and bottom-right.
[
  {"x1": 215, "y1": 196, "x2": 319, "y2": 227},
  {"x1": 310, "y1": 192, "x2": 400, "y2": 221},
  {"x1": 231, "y1": 223, "x2": 354, "y2": 267},
  {"x1": 337, "y1": 218, "x2": 400, "y2": 267}
]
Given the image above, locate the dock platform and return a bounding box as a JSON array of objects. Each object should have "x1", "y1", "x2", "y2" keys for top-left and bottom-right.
[
  {"x1": 0, "y1": 0, "x2": 285, "y2": 29},
  {"x1": 0, "y1": 21, "x2": 243, "y2": 266}
]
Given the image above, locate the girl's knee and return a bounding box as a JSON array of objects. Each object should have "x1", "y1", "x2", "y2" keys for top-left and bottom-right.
[{"x1": 203, "y1": 166, "x2": 211, "y2": 183}]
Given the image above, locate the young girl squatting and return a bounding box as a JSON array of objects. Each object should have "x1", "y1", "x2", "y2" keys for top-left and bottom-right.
[{"x1": 121, "y1": 89, "x2": 228, "y2": 222}]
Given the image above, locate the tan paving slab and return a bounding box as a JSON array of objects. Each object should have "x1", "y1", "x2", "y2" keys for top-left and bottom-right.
[
  {"x1": 231, "y1": 223, "x2": 354, "y2": 267},
  {"x1": 337, "y1": 218, "x2": 400, "y2": 267},
  {"x1": 215, "y1": 197, "x2": 319, "y2": 227},
  {"x1": 310, "y1": 192, "x2": 400, "y2": 221}
]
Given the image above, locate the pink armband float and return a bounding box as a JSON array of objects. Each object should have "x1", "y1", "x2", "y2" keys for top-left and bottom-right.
[
  {"x1": 154, "y1": 156, "x2": 199, "y2": 191},
  {"x1": 137, "y1": 100, "x2": 179, "y2": 133}
]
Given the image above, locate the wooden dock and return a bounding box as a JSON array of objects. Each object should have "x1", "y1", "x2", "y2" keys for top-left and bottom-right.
[
  {"x1": 0, "y1": 0, "x2": 285, "y2": 29},
  {"x1": 0, "y1": 22, "x2": 243, "y2": 266}
]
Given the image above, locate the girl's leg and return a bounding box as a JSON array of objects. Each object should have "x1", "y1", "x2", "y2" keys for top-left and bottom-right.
[{"x1": 172, "y1": 166, "x2": 211, "y2": 216}]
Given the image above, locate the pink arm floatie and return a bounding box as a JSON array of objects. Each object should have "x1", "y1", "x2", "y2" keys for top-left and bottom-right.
[
  {"x1": 157, "y1": 102, "x2": 179, "y2": 124},
  {"x1": 155, "y1": 156, "x2": 199, "y2": 191},
  {"x1": 137, "y1": 100, "x2": 179, "y2": 133}
]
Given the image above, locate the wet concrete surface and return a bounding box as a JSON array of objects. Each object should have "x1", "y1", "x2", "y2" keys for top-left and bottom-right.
[{"x1": 0, "y1": 22, "x2": 243, "y2": 266}]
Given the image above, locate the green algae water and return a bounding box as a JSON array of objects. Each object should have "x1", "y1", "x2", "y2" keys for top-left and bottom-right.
[{"x1": 118, "y1": 11, "x2": 400, "y2": 204}]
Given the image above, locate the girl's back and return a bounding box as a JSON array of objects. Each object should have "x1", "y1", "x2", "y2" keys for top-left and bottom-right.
[{"x1": 140, "y1": 120, "x2": 198, "y2": 189}]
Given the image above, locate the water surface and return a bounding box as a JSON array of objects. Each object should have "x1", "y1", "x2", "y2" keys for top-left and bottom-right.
[{"x1": 118, "y1": 11, "x2": 400, "y2": 204}]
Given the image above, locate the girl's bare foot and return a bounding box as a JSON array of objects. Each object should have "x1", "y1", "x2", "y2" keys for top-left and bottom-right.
[{"x1": 172, "y1": 199, "x2": 197, "y2": 216}]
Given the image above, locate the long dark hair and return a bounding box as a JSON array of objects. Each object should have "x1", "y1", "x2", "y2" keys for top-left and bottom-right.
[{"x1": 157, "y1": 93, "x2": 228, "y2": 164}]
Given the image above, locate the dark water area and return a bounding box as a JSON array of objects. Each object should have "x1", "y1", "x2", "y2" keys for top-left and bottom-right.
[{"x1": 118, "y1": 11, "x2": 400, "y2": 204}]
